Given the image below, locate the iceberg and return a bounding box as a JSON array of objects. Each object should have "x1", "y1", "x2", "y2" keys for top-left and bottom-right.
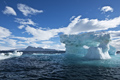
[
  {"x1": 11, "y1": 50, "x2": 23, "y2": 57},
  {"x1": 0, "y1": 50, "x2": 23, "y2": 60},
  {"x1": 60, "y1": 32, "x2": 116, "y2": 60}
]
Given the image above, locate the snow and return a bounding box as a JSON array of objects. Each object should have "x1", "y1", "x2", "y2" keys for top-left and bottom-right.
[{"x1": 60, "y1": 32, "x2": 116, "y2": 60}]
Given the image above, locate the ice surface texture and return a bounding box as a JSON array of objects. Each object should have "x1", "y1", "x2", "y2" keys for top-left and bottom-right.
[
  {"x1": 109, "y1": 45, "x2": 116, "y2": 55},
  {"x1": 60, "y1": 32, "x2": 116, "y2": 60}
]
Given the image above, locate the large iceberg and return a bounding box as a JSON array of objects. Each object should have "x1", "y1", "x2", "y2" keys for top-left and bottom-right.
[{"x1": 60, "y1": 32, "x2": 116, "y2": 60}]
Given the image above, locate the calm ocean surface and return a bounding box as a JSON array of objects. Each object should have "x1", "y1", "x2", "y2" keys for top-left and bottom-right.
[{"x1": 0, "y1": 53, "x2": 120, "y2": 80}]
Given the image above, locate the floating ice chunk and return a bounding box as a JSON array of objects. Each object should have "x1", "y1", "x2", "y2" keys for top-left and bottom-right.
[
  {"x1": 8, "y1": 52, "x2": 13, "y2": 56},
  {"x1": 12, "y1": 50, "x2": 23, "y2": 57},
  {"x1": 0, "y1": 51, "x2": 23, "y2": 60},
  {"x1": 0, "y1": 53, "x2": 5, "y2": 56},
  {"x1": 0, "y1": 53, "x2": 11, "y2": 60}
]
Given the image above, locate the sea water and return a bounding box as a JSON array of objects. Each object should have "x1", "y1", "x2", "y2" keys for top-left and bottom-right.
[{"x1": 0, "y1": 53, "x2": 120, "y2": 80}]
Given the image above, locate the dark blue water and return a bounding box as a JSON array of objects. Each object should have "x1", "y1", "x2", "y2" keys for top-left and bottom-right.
[{"x1": 0, "y1": 53, "x2": 120, "y2": 80}]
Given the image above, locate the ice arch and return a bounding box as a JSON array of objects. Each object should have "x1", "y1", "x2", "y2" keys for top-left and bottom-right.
[{"x1": 60, "y1": 32, "x2": 116, "y2": 60}]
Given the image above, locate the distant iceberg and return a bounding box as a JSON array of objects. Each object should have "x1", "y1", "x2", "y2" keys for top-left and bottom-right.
[
  {"x1": 60, "y1": 32, "x2": 116, "y2": 60},
  {"x1": 0, "y1": 50, "x2": 23, "y2": 60}
]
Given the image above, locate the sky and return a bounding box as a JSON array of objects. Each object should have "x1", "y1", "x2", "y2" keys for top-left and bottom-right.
[{"x1": 0, "y1": 0, "x2": 120, "y2": 50}]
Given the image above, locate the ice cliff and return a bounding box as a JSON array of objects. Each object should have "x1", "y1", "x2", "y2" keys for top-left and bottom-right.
[{"x1": 60, "y1": 32, "x2": 116, "y2": 60}]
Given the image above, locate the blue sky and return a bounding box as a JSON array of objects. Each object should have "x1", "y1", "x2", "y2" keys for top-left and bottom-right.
[{"x1": 0, "y1": 0, "x2": 120, "y2": 50}]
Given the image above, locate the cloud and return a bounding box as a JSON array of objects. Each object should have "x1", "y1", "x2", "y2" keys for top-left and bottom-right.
[
  {"x1": 18, "y1": 25, "x2": 25, "y2": 29},
  {"x1": 0, "y1": 39, "x2": 26, "y2": 50},
  {"x1": 25, "y1": 25, "x2": 61, "y2": 41},
  {"x1": 107, "y1": 30, "x2": 120, "y2": 50},
  {"x1": 41, "y1": 41, "x2": 54, "y2": 44},
  {"x1": 16, "y1": 16, "x2": 120, "y2": 44},
  {"x1": 0, "y1": 26, "x2": 18, "y2": 50},
  {"x1": 5, "y1": 38, "x2": 17, "y2": 47},
  {"x1": 15, "y1": 15, "x2": 120, "y2": 38},
  {"x1": 0, "y1": 26, "x2": 11, "y2": 38},
  {"x1": 29, "y1": 42, "x2": 41, "y2": 47},
  {"x1": 48, "y1": 43, "x2": 65, "y2": 50},
  {"x1": 15, "y1": 18, "x2": 36, "y2": 29},
  {"x1": 110, "y1": 39, "x2": 120, "y2": 51},
  {"x1": 108, "y1": 30, "x2": 120, "y2": 39},
  {"x1": 70, "y1": 16, "x2": 75, "y2": 21},
  {"x1": 17, "y1": 3, "x2": 43, "y2": 16},
  {"x1": 63, "y1": 16, "x2": 120, "y2": 34},
  {"x1": 0, "y1": 41, "x2": 5, "y2": 44},
  {"x1": 2, "y1": 6, "x2": 17, "y2": 16},
  {"x1": 0, "y1": 38, "x2": 17, "y2": 47},
  {"x1": 2, "y1": 15, "x2": 120, "y2": 50},
  {"x1": 11, "y1": 36, "x2": 28, "y2": 41},
  {"x1": 15, "y1": 18, "x2": 36, "y2": 26},
  {"x1": 0, "y1": 46, "x2": 16, "y2": 50},
  {"x1": 100, "y1": 6, "x2": 113, "y2": 13}
]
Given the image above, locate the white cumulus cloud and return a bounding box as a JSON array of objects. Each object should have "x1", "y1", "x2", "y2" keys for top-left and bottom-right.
[
  {"x1": 18, "y1": 25, "x2": 25, "y2": 29},
  {"x1": 15, "y1": 18, "x2": 36, "y2": 29},
  {"x1": 0, "y1": 46, "x2": 16, "y2": 50},
  {"x1": 100, "y1": 6, "x2": 113, "y2": 13},
  {"x1": 0, "y1": 26, "x2": 11, "y2": 38},
  {"x1": 63, "y1": 16, "x2": 120, "y2": 34},
  {"x1": 18, "y1": 16, "x2": 120, "y2": 44},
  {"x1": 41, "y1": 41, "x2": 54, "y2": 44},
  {"x1": 17, "y1": 3, "x2": 43, "y2": 16},
  {"x1": 108, "y1": 30, "x2": 120, "y2": 39},
  {"x1": 70, "y1": 16, "x2": 75, "y2": 21},
  {"x1": 110, "y1": 39, "x2": 120, "y2": 51},
  {"x1": 5, "y1": 39, "x2": 17, "y2": 47},
  {"x1": 15, "y1": 18, "x2": 36, "y2": 26},
  {"x1": 2, "y1": 6, "x2": 17, "y2": 16},
  {"x1": 25, "y1": 26, "x2": 61, "y2": 41},
  {"x1": 107, "y1": 30, "x2": 120, "y2": 50}
]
